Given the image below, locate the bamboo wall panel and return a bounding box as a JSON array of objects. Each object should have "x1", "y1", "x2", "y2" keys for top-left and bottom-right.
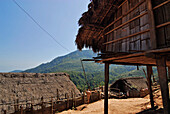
[
  {"x1": 152, "y1": 0, "x2": 170, "y2": 48},
  {"x1": 105, "y1": 0, "x2": 151, "y2": 52}
]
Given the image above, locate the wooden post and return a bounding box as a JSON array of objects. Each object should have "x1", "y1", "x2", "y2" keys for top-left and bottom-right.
[
  {"x1": 104, "y1": 63, "x2": 109, "y2": 114},
  {"x1": 51, "y1": 97, "x2": 53, "y2": 114},
  {"x1": 31, "y1": 97, "x2": 34, "y2": 114},
  {"x1": 146, "y1": 66, "x2": 154, "y2": 108},
  {"x1": 26, "y1": 98, "x2": 28, "y2": 109},
  {"x1": 3, "y1": 110, "x2": 6, "y2": 114},
  {"x1": 74, "y1": 93, "x2": 76, "y2": 108},
  {"x1": 14, "y1": 100, "x2": 16, "y2": 112},
  {"x1": 168, "y1": 67, "x2": 170, "y2": 80},
  {"x1": 65, "y1": 93, "x2": 69, "y2": 109},
  {"x1": 71, "y1": 91, "x2": 74, "y2": 108},
  {"x1": 20, "y1": 106, "x2": 23, "y2": 114},
  {"x1": 156, "y1": 56, "x2": 170, "y2": 114},
  {"x1": 17, "y1": 99, "x2": 19, "y2": 112},
  {"x1": 57, "y1": 89, "x2": 59, "y2": 100},
  {"x1": 146, "y1": 0, "x2": 157, "y2": 49},
  {"x1": 41, "y1": 97, "x2": 44, "y2": 114},
  {"x1": 82, "y1": 92, "x2": 84, "y2": 104}
]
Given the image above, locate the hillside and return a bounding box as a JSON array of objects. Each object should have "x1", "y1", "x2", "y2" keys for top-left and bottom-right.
[
  {"x1": 24, "y1": 50, "x2": 155, "y2": 91},
  {"x1": 24, "y1": 50, "x2": 101, "y2": 73}
]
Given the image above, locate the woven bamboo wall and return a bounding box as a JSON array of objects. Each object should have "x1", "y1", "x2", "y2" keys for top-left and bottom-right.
[{"x1": 104, "y1": 0, "x2": 170, "y2": 53}]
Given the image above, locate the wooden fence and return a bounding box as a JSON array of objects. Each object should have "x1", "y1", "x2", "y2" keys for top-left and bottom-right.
[{"x1": 1, "y1": 91, "x2": 101, "y2": 114}]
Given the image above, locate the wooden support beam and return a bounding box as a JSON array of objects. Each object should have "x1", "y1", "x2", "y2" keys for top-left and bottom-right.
[
  {"x1": 104, "y1": 63, "x2": 109, "y2": 114},
  {"x1": 156, "y1": 56, "x2": 170, "y2": 114},
  {"x1": 146, "y1": 66, "x2": 154, "y2": 108},
  {"x1": 147, "y1": 0, "x2": 157, "y2": 49},
  {"x1": 106, "y1": 61, "x2": 156, "y2": 66}
]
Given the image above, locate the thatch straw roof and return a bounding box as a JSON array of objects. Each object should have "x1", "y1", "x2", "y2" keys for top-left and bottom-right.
[
  {"x1": 110, "y1": 77, "x2": 148, "y2": 91},
  {"x1": 75, "y1": 0, "x2": 124, "y2": 52},
  {"x1": 0, "y1": 73, "x2": 80, "y2": 105}
]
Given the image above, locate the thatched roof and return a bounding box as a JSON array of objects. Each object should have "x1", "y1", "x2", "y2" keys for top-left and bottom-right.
[
  {"x1": 75, "y1": 0, "x2": 124, "y2": 52},
  {"x1": 0, "y1": 73, "x2": 80, "y2": 106},
  {"x1": 110, "y1": 77, "x2": 148, "y2": 91}
]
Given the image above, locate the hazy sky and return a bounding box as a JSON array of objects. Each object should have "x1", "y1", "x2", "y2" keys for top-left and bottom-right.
[{"x1": 0, "y1": 0, "x2": 90, "y2": 72}]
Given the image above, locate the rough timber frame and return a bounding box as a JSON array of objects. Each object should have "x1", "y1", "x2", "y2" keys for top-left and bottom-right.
[{"x1": 101, "y1": 0, "x2": 170, "y2": 113}]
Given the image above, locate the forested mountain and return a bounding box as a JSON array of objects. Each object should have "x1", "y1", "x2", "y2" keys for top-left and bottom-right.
[{"x1": 24, "y1": 50, "x2": 156, "y2": 91}]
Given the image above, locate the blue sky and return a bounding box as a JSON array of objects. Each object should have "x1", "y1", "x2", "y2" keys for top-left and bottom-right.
[{"x1": 0, "y1": 0, "x2": 90, "y2": 72}]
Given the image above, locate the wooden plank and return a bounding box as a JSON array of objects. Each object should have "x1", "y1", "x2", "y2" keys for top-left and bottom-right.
[
  {"x1": 146, "y1": 66, "x2": 154, "y2": 108},
  {"x1": 156, "y1": 56, "x2": 170, "y2": 114},
  {"x1": 146, "y1": 0, "x2": 157, "y2": 49},
  {"x1": 106, "y1": 61, "x2": 156, "y2": 66},
  {"x1": 97, "y1": 52, "x2": 144, "y2": 63},
  {"x1": 146, "y1": 47, "x2": 170, "y2": 53},
  {"x1": 104, "y1": 63, "x2": 109, "y2": 114}
]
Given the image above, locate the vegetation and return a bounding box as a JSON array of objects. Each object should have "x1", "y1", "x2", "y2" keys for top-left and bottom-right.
[{"x1": 24, "y1": 50, "x2": 158, "y2": 92}]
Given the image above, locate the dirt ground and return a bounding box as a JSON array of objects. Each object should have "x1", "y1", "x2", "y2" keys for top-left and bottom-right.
[
  {"x1": 59, "y1": 85, "x2": 166, "y2": 114},
  {"x1": 59, "y1": 98, "x2": 151, "y2": 114}
]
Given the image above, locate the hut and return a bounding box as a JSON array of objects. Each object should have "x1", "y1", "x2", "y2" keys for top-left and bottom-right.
[
  {"x1": 110, "y1": 77, "x2": 148, "y2": 98},
  {"x1": 76, "y1": 0, "x2": 170, "y2": 113},
  {"x1": 0, "y1": 73, "x2": 81, "y2": 113}
]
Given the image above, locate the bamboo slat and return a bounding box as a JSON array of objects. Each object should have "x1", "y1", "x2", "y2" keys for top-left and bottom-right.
[{"x1": 103, "y1": 29, "x2": 150, "y2": 45}]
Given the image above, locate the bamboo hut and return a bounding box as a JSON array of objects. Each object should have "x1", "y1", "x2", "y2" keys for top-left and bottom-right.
[
  {"x1": 110, "y1": 77, "x2": 148, "y2": 98},
  {"x1": 76, "y1": 0, "x2": 170, "y2": 113}
]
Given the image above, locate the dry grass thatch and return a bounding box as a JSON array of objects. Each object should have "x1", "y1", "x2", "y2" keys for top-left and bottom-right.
[
  {"x1": 110, "y1": 77, "x2": 148, "y2": 91},
  {"x1": 75, "y1": 0, "x2": 124, "y2": 52}
]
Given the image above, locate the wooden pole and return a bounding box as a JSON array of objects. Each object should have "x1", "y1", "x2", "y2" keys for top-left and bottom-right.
[
  {"x1": 146, "y1": 0, "x2": 157, "y2": 49},
  {"x1": 57, "y1": 89, "x2": 59, "y2": 100},
  {"x1": 66, "y1": 93, "x2": 69, "y2": 109},
  {"x1": 146, "y1": 66, "x2": 154, "y2": 108},
  {"x1": 104, "y1": 63, "x2": 109, "y2": 114},
  {"x1": 156, "y1": 56, "x2": 170, "y2": 114},
  {"x1": 82, "y1": 92, "x2": 85, "y2": 104},
  {"x1": 20, "y1": 106, "x2": 23, "y2": 114},
  {"x1": 17, "y1": 99, "x2": 19, "y2": 112},
  {"x1": 168, "y1": 67, "x2": 170, "y2": 80},
  {"x1": 80, "y1": 59, "x2": 90, "y2": 89},
  {"x1": 3, "y1": 110, "x2": 6, "y2": 114},
  {"x1": 14, "y1": 100, "x2": 16, "y2": 112},
  {"x1": 41, "y1": 97, "x2": 44, "y2": 114},
  {"x1": 31, "y1": 97, "x2": 34, "y2": 114},
  {"x1": 51, "y1": 97, "x2": 53, "y2": 114},
  {"x1": 71, "y1": 91, "x2": 74, "y2": 108}
]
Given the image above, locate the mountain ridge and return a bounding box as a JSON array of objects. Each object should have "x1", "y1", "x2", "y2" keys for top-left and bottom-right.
[{"x1": 24, "y1": 50, "x2": 149, "y2": 91}]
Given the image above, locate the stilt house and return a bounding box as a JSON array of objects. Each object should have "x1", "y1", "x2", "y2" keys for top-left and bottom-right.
[{"x1": 76, "y1": 0, "x2": 170, "y2": 114}]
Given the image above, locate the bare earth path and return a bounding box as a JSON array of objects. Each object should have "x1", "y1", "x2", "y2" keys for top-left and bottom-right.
[{"x1": 59, "y1": 98, "x2": 150, "y2": 114}]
